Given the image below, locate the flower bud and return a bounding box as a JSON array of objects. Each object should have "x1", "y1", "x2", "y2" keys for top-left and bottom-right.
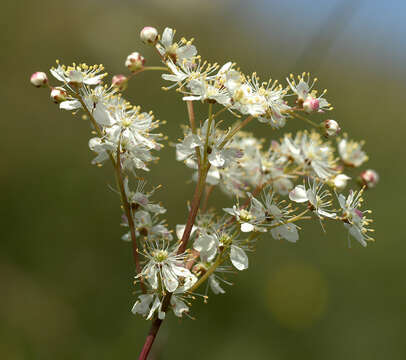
[
  {"x1": 140, "y1": 26, "x2": 158, "y2": 44},
  {"x1": 303, "y1": 95, "x2": 319, "y2": 113},
  {"x1": 331, "y1": 174, "x2": 351, "y2": 190},
  {"x1": 50, "y1": 87, "x2": 67, "y2": 103},
  {"x1": 125, "y1": 52, "x2": 145, "y2": 72},
  {"x1": 30, "y1": 72, "x2": 48, "y2": 87},
  {"x1": 323, "y1": 119, "x2": 341, "y2": 137},
  {"x1": 359, "y1": 169, "x2": 379, "y2": 188},
  {"x1": 112, "y1": 74, "x2": 128, "y2": 91}
]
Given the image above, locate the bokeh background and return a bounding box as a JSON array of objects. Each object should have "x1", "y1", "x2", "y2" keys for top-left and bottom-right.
[{"x1": 1, "y1": 0, "x2": 404, "y2": 359}]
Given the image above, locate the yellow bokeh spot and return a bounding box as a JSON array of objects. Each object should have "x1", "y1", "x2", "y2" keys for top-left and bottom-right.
[{"x1": 267, "y1": 262, "x2": 328, "y2": 330}]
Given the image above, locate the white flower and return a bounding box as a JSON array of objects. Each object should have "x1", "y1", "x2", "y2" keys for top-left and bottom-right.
[
  {"x1": 193, "y1": 231, "x2": 249, "y2": 270},
  {"x1": 50, "y1": 62, "x2": 106, "y2": 87},
  {"x1": 132, "y1": 294, "x2": 165, "y2": 320},
  {"x1": 248, "y1": 74, "x2": 291, "y2": 128},
  {"x1": 337, "y1": 189, "x2": 374, "y2": 247},
  {"x1": 248, "y1": 190, "x2": 299, "y2": 242},
  {"x1": 88, "y1": 137, "x2": 115, "y2": 164},
  {"x1": 131, "y1": 210, "x2": 172, "y2": 241},
  {"x1": 162, "y1": 58, "x2": 219, "y2": 90},
  {"x1": 176, "y1": 120, "x2": 243, "y2": 169},
  {"x1": 226, "y1": 72, "x2": 268, "y2": 117},
  {"x1": 280, "y1": 132, "x2": 337, "y2": 180},
  {"x1": 132, "y1": 287, "x2": 192, "y2": 320},
  {"x1": 183, "y1": 78, "x2": 231, "y2": 105},
  {"x1": 124, "y1": 178, "x2": 166, "y2": 214},
  {"x1": 289, "y1": 180, "x2": 336, "y2": 220},
  {"x1": 157, "y1": 27, "x2": 197, "y2": 64},
  {"x1": 338, "y1": 136, "x2": 368, "y2": 167},
  {"x1": 59, "y1": 85, "x2": 116, "y2": 127},
  {"x1": 136, "y1": 242, "x2": 197, "y2": 293},
  {"x1": 108, "y1": 106, "x2": 161, "y2": 150},
  {"x1": 223, "y1": 205, "x2": 255, "y2": 232},
  {"x1": 287, "y1": 72, "x2": 331, "y2": 111},
  {"x1": 176, "y1": 132, "x2": 202, "y2": 161}
]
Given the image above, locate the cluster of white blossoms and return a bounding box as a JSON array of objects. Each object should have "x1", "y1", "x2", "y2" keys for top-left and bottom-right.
[{"x1": 31, "y1": 25, "x2": 378, "y2": 330}]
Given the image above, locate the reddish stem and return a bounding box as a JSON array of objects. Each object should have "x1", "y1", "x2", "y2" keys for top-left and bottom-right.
[{"x1": 138, "y1": 318, "x2": 163, "y2": 360}]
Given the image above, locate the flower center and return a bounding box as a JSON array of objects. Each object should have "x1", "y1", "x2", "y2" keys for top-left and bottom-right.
[{"x1": 152, "y1": 250, "x2": 168, "y2": 262}]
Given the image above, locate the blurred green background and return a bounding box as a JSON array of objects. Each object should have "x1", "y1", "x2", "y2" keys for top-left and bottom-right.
[{"x1": 1, "y1": 0, "x2": 403, "y2": 359}]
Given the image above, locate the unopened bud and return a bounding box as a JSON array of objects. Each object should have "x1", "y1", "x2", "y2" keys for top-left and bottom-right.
[
  {"x1": 331, "y1": 174, "x2": 351, "y2": 190},
  {"x1": 125, "y1": 52, "x2": 145, "y2": 72},
  {"x1": 359, "y1": 169, "x2": 379, "y2": 188},
  {"x1": 323, "y1": 119, "x2": 341, "y2": 137},
  {"x1": 50, "y1": 87, "x2": 67, "y2": 103},
  {"x1": 112, "y1": 74, "x2": 128, "y2": 91},
  {"x1": 140, "y1": 26, "x2": 158, "y2": 44},
  {"x1": 303, "y1": 95, "x2": 319, "y2": 113},
  {"x1": 30, "y1": 72, "x2": 48, "y2": 87}
]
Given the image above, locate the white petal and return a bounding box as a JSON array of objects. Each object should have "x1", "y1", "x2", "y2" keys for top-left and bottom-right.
[
  {"x1": 171, "y1": 296, "x2": 189, "y2": 317},
  {"x1": 93, "y1": 103, "x2": 114, "y2": 126},
  {"x1": 147, "y1": 296, "x2": 162, "y2": 320},
  {"x1": 161, "y1": 27, "x2": 174, "y2": 47},
  {"x1": 131, "y1": 294, "x2": 153, "y2": 316},
  {"x1": 50, "y1": 67, "x2": 65, "y2": 82},
  {"x1": 171, "y1": 265, "x2": 192, "y2": 279},
  {"x1": 193, "y1": 234, "x2": 218, "y2": 262},
  {"x1": 176, "y1": 224, "x2": 197, "y2": 240},
  {"x1": 59, "y1": 100, "x2": 81, "y2": 110},
  {"x1": 162, "y1": 264, "x2": 179, "y2": 292},
  {"x1": 289, "y1": 185, "x2": 308, "y2": 203},
  {"x1": 205, "y1": 168, "x2": 220, "y2": 185},
  {"x1": 230, "y1": 245, "x2": 248, "y2": 270},
  {"x1": 318, "y1": 209, "x2": 336, "y2": 219},
  {"x1": 241, "y1": 222, "x2": 254, "y2": 233},
  {"x1": 271, "y1": 223, "x2": 299, "y2": 243},
  {"x1": 84, "y1": 75, "x2": 103, "y2": 85},
  {"x1": 182, "y1": 95, "x2": 202, "y2": 101},
  {"x1": 346, "y1": 224, "x2": 367, "y2": 247},
  {"x1": 177, "y1": 45, "x2": 197, "y2": 61},
  {"x1": 209, "y1": 275, "x2": 226, "y2": 295}
]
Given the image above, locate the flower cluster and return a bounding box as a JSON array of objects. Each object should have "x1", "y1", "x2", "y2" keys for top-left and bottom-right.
[{"x1": 31, "y1": 25, "x2": 378, "y2": 348}]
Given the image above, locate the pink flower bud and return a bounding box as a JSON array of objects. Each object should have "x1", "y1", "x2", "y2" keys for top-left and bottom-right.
[
  {"x1": 50, "y1": 87, "x2": 67, "y2": 103},
  {"x1": 323, "y1": 119, "x2": 341, "y2": 137},
  {"x1": 125, "y1": 52, "x2": 145, "y2": 72},
  {"x1": 360, "y1": 169, "x2": 379, "y2": 188},
  {"x1": 112, "y1": 74, "x2": 128, "y2": 91},
  {"x1": 303, "y1": 95, "x2": 319, "y2": 113},
  {"x1": 30, "y1": 72, "x2": 48, "y2": 87},
  {"x1": 140, "y1": 26, "x2": 158, "y2": 44}
]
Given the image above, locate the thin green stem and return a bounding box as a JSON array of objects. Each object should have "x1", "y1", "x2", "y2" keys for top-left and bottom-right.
[
  {"x1": 189, "y1": 252, "x2": 225, "y2": 292},
  {"x1": 290, "y1": 112, "x2": 320, "y2": 128},
  {"x1": 219, "y1": 115, "x2": 253, "y2": 149},
  {"x1": 76, "y1": 95, "x2": 145, "y2": 292},
  {"x1": 128, "y1": 66, "x2": 168, "y2": 79},
  {"x1": 203, "y1": 103, "x2": 214, "y2": 167}
]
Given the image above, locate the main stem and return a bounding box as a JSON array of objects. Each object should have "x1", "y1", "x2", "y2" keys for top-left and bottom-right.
[{"x1": 139, "y1": 101, "x2": 209, "y2": 359}]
